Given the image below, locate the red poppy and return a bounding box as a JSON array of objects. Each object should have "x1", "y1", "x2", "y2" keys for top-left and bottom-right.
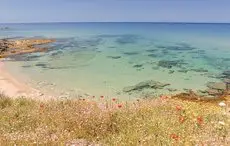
[
  {"x1": 112, "y1": 98, "x2": 116, "y2": 101},
  {"x1": 170, "y1": 134, "x2": 179, "y2": 141},
  {"x1": 197, "y1": 116, "x2": 203, "y2": 125},
  {"x1": 176, "y1": 105, "x2": 182, "y2": 111},
  {"x1": 179, "y1": 116, "x2": 185, "y2": 123},
  {"x1": 160, "y1": 95, "x2": 168, "y2": 100},
  {"x1": 118, "y1": 104, "x2": 122, "y2": 108},
  {"x1": 40, "y1": 104, "x2": 44, "y2": 109}
]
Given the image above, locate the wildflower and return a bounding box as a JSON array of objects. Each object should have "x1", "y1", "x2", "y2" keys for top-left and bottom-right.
[
  {"x1": 118, "y1": 104, "x2": 122, "y2": 108},
  {"x1": 219, "y1": 102, "x2": 226, "y2": 107},
  {"x1": 82, "y1": 98, "x2": 85, "y2": 101},
  {"x1": 179, "y1": 116, "x2": 185, "y2": 123},
  {"x1": 136, "y1": 99, "x2": 140, "y2": 102},
  {"x1": 40, "y1": 103, "x2": 44, "y2": 109},
  {"x1": 112, "y1": 98, "x2": 116, "y2": 102},
  {"x1": 170, "y1": 134, "x2": 179, "y2": 141},
  {"x1": 100, "y1": 96, "x2": 104, "y2": 99},
  {"x1": 160, "y1": 95, "x2": 168, "y2": 100},
  {"x1": 176, "y1": 105, "x2": 182, "y2": 111},
  {"x1": 92, "y1": 96, "x2": 95, "y2": 98},
  {"x1": 197, "y1": 116, "x2": 203, "y2": 125},
  {"x1": 218, "y1": 121, "x2": 225, "y2": 126}
]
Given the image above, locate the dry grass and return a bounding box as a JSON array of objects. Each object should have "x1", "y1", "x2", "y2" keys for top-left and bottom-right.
[{"x1": 0, "y1": 93, "x2": 230, "y2": 146}]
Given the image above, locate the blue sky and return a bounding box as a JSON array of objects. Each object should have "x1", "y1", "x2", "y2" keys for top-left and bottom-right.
[{"x1": 0, "y1": 0, "x2": 230, "y2": 23}]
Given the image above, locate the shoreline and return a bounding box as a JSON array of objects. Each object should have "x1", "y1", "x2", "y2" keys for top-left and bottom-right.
[{"x1": 0, "y1": 60, "x2": 42, "y2": 98}]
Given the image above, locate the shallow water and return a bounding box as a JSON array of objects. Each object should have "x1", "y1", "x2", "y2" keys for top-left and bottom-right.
[{"x1": 1, "y1": 23, "x2": 230, "y2": 99}]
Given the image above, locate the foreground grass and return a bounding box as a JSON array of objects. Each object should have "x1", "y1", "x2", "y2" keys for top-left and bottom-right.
[{"x1": 0, "y1": 94, "x2": 230, "y2": 145}]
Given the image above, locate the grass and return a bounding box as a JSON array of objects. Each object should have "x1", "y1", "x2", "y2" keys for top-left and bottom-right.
[{"x1": 0, "y1": 93, "x2": 230, "y2": 145}]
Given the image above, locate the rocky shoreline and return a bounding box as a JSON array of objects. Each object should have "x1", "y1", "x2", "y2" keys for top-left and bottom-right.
[{"x1": 0, "y1": 38, "x2": 55, "y2": 58}]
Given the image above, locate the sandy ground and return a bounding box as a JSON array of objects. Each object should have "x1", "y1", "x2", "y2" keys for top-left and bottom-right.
[{"x1": 0, "y1": 61, "x2": 39, "y2": 98}]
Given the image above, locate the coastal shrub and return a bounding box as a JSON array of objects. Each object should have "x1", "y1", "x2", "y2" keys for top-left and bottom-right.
[
  {"x1": 0, "y1": 95, "x2": 229, "y2": 145},
  {"x1": 0, "y1": 94, "x2": 13, "y2": 109}
]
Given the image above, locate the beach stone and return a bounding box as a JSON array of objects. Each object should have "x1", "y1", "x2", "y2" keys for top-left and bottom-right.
[
  {"x1": 207, "y1": 82, "x2": 226, "y2": 91},
  {"x1": 123, "y1": 80, "x2": 170, "y2": 92}
]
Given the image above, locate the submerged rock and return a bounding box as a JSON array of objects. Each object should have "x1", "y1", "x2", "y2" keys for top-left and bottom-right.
[
  {"x1": 116, "y1": 34, "x2": 139, "y2": 44},
  {"x1": 107, "y1": 56, "x2": 121, "y2": 59},
  {"x1": 146, "y1": 49, "x2": 158, "y2": 53},
  {"x1": 156, "y1": 43, "x2": 196, "y2": 51},
  {"x1": 222, "y1": 71, "x2": 230, "y2": 78},
  {"x1": 169, "y1": 70, "x2": 175, "y2": 74},
  {"x1": 148, "y1": 54, "x2": 158, "y2": 58},
  {"x1": 123, "y1": 80, "x2": 170, "y2": 92},
  {"x1": 158, "y1": 60, "x2": 185, "y2": 69},
  {"x1": 123, "y1": 52, "x2": 139, "y2": 55},
  {"x1": 191, "y1": 68, "x2": 209, "y2": 73},
  {"x1": 207, "y1": 82, "x2": 226, "y2": 91},
  {"x1": 133, "y1": 64, "x2": 143, "y2": 68}
]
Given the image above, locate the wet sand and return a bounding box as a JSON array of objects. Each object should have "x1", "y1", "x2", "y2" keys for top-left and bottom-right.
[{"x1": 0, "y1": 61, "x2": 39, "y2": 98}]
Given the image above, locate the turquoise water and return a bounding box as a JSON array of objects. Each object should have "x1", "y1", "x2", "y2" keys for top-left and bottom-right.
[{"x1": 1, "y1": 23, "x2": 230, "y2": 99}]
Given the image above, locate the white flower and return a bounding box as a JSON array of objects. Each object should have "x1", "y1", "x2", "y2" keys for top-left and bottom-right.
[
  {"x1": 218, "y1": 121, "x2": 225, "y2": 126},
  {"x1": 219, "y1": 102, "x2": 226, "y2": 107}
]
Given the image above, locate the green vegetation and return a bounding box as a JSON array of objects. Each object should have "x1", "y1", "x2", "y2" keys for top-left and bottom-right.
[{"x1": 0, "y1": 93, "x2": 230, "y2": 145}]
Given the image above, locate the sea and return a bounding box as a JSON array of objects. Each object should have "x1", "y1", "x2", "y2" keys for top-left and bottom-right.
[{"x1": 0, "y1": 22, "x2": 230, "y2": 100}]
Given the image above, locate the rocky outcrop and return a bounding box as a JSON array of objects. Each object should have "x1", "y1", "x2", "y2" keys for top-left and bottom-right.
[
  {"x1": 123, "y1": 80, "x2": 170, "y2": 93},
  {"x1": 0, "y1": 38, "x2": 55, "y2": 58},
  {"x1": 207, "y1": 82, "x2": 226, "y2": 91}
]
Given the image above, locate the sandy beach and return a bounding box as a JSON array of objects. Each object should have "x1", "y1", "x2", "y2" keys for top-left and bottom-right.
[{"x1": 0, "y1": 61, "x2": 39, "y2": 98}]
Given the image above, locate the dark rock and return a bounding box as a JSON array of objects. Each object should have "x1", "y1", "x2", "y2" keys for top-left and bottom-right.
[
  {"x1": 123, "y1": 80, "x2": 170, "y2": 92},
  {"x1": 146, "y1": 49, "x2": 158, "y2": 53},
  {"x1": 222, "y1": 71, "x2": 230, "y2": 78},
  {"x1": 148, "y1": 54, "x2": 158, "y2": 58},
  {"x1": 107, "y1": 56, "x2": 121, "y2": 59},
  {"x1": 156, "y1": 43, "x2": 196, "y2": 51},
  {"x1": 123, "y1": 52, "x2": 139, "y2": 55},
  {"x1": 51, "y1": 51, "x2": 63, "y2": 57},
  {"x1": 158, "y1": 60, "x2": 184, "y2": 69},
  {"x1": 21, "y1": 65, "x2": 32, "y2": 68},
  {"x1": 35, "y1": 63, "x2": 47, "y2": 68},
  {"x1": 191, "y1": 68, "x2": 208, "y2": 73},
  {"x1": 178, "y1": 69, "x2": 188, "y2": 73},
  {"x1": 133, "y1": 64, "x2": 143, "y2": 68}
]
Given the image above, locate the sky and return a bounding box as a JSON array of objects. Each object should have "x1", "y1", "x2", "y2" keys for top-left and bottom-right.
[{"x1": 0, "y1": 0, "x2": 230, "y2": 23}]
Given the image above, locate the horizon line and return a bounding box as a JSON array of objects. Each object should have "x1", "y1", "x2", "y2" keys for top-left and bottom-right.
[{"x1": 1, "y1": 21, "x2": 230, "y2": 25}]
